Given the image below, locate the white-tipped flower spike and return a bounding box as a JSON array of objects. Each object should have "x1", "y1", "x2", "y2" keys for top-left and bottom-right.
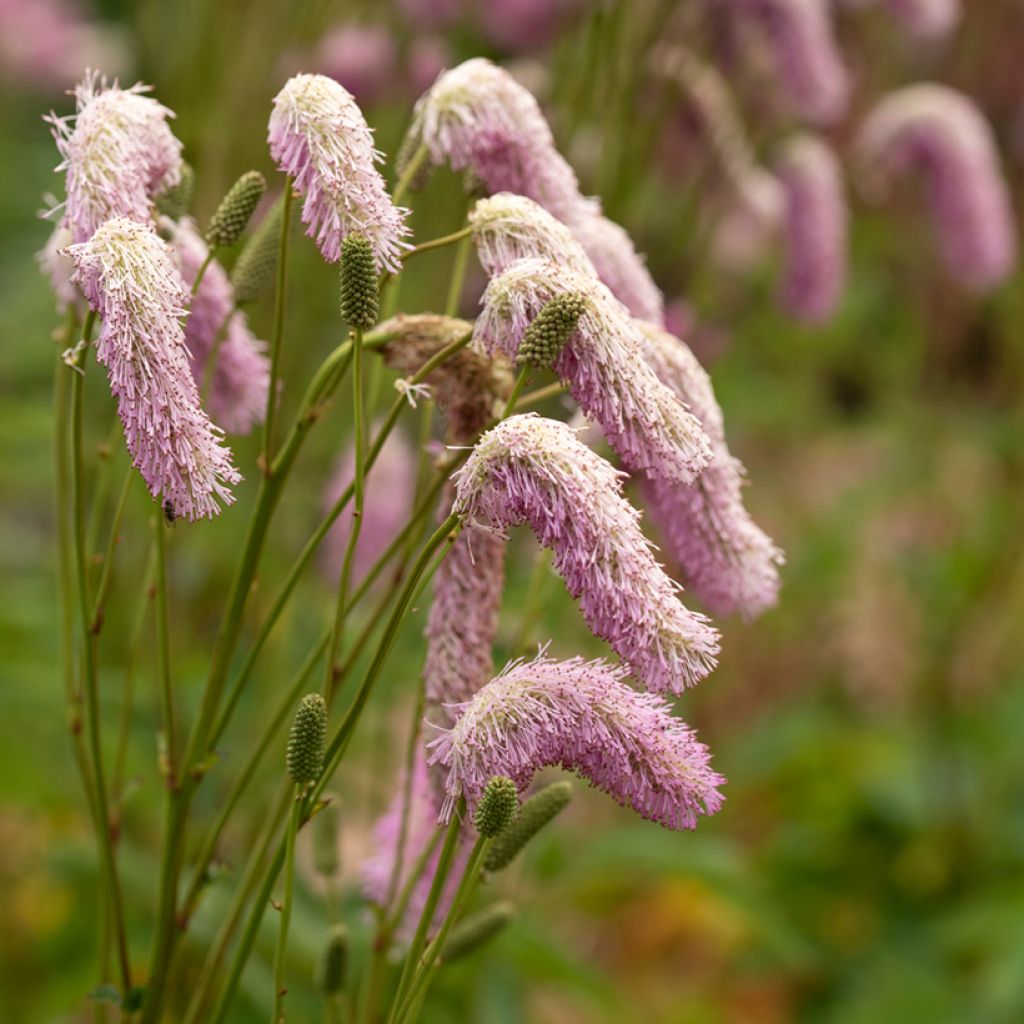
[
  {"x1": 776, "y1": 135, "x2": 848, "y2": 323},
  {"x1": 47, "y1": 71, "x2": 183, "y2": 243},
  {"x1": 882, "y1": 0, "x2": 960, "y2": 39},
  {"x1": 730, "y1": 0, "x2": 849, "y2": 125},
  {"x1": 856, "y1": 84, "x2": 1017, "y2": 293},
  {"x1": 37, "y1": 224, "x2": 82, "y2": 313},
  {"x1": 451, "y1": 414, "x2": 719, "y2": 693},
  {"x1": 635, "y1": 323, "x2": 784, "y2": 620},
  {"x1": 268, "y1": 74, "x2": 410, "y2": 271},
  {"x1": 169, "y1": 218, "x2": 269, "y2": 434},
  {"x1": 428, "y1": 654, "x2": 725, "y2": 830},
  {"x1": 475, "y1": 258, "x2": 711, "y2": 487},
  {"x1": 64, "y1": 218, "x2": 240, "y2": 520}
]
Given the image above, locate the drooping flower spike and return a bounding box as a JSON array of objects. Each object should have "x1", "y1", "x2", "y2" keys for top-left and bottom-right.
[
  {"x1": 451, "y1": 414, "x2": 719, "y2": 693},
  {"x1": 855, "y1": 84, "x2": 1017, "y2": 292},
  {"x1": 64, "y1": 217, "x2": 240, "y2": 520},
  {"x1": 636, "y1": 323, "x2": 784, "y2": 620},
  {"x1": 776, "y1": 135, "x2": 848, "y2": 323},
  {"x1": 475, "y1": 258, "x2": 712, "y2": 488},
  {"x1": 169, "y1": 217, "x2": 269, "y2": 435},
  {"x1": 47, "y1": 70, "x2": 183, "y2": 243},
  {"x1": 268, "y1": 73, "x2": 410, "y2": 271},
  {"x1": 428, "y1": 654, "x2": 725, "y2": 830}
]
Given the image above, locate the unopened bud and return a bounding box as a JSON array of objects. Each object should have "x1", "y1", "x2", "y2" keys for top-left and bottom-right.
[
  {"x1": 339, "y1": 234, "x2": 379, "y2": 330},
  {"x1": 312, "y1": 798, "x2": 340, "y2": 878},
  {"x1": 230, "y1": 197, "x2": 284, "y2": 304},
  {"x1": 317, "y1": 924, "x2": 348, "y2": 995},
  {"x1": 473, "y1": 776, "x2": 518, "y2": 838},
  {"x1": 286, "y1": 693, "x2": 327, "y2": 785},
  {"x1": 206, "y1": 171, "x2": 266, "y2": 248},
  {"x1": 443, "y1": 901, "x2": 514, "y2": 963},
  {"x1": 484, "y1": 781, "x2": 572, "y2": 871},
  {"x1": 517, "y1": 294, "x2": 586, "y2": 369}
]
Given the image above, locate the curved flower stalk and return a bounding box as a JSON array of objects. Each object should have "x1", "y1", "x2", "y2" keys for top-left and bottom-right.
[
  {"x1": 776, "y1": 135, "x2": 848, "y2": 323},
  {"x1": 64, "y1": 217, "x2": 240, "y2": 519},
  {"x1": 428, "y1": 654, "x2": 725, "y2": 830},
  {"x1": 37, "y1": 224, "x2": 81, "y2": 314},
  {"x1": 855, "y1": 84, "x2": 1017, "y2": 292},
  {"x1": 730, "y1": 0, "x2": 849, "y2": 125},
  {"x1": 47, "y1": 70, "x2": 183, "y2": 243},
  {"x1": 475, "y1": 258, "x2": 711, "y2": 487},
  {"x1": 377, "y1": 314, "x2": 514, "y2": 441},
  {"x1": 881, "y1": 0, "x2": 960, "y2": 38},
  {"x1": 169, "y1": 218, "x2": 269, "y2": 434},
  {"x1": 451, "y1": 414, "x2": 719, "y2": 693},
  {"x1": 268, "y1": 73, "x2": 410, "y2": 270},
  {"x1": 636, "y1": 323, "x2": 783, "y2": 620},
  {"x1": 321, "y1": 426, "x2": 417, "y2": 584}
]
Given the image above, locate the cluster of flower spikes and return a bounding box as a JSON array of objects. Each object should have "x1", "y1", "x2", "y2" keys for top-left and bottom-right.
[
  {"x1": 428, "y1": 653, "x2": 725, "y2": 831},
  {"x1": 47, "y1": 70, "x2": 184, "y2": 243},
  {"x1": 451, "y1": 414, "x2": 720, "y2": 694},
  {"x1": 268, "y1": 73, "x2": 410, "y2": 272},
  {"x1": 635, "y1": 322, "x2": 784, "y2": 620},
  {"x1": 402, "y1": 58, "x2": 664, "y2": 323},
  {"x1": 168, "y1": 217, "x2": 270, "y2": 435},
  {"x1": 64, "y1": 218, "x2": 240, "y2": 519},
  {"x1": 855, "y1": 83, "x2": 1017, "y2": 293}
]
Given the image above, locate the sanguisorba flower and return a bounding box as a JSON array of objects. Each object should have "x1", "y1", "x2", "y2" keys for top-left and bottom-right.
[
  {"x1": 428, "y1": 654, "x2": 725, "y2": 830},
  {"x1": 636, "y1": 323, "x2": 783, "y2": 620},
  {"x1": 65, "y1": 217, "x2": 240, "y2": 519},
  {"x1": 169, "y1": 217, "x2": 269, "y2": 434},
  {"x1": 268, "y1": 73, "x2": 410, "y2": 271},
  {"x1": 37, "y1": 225, "x2": 81, "y2": 314},
  {"x1": 452, "y1": 415, "x2": 719, "y2": 693},
  {"x1": 475, "y1": 258, "x2": 711, "y2": 488},
  {"x1": 47, "y1": 70, "x2": 183, "y2": 243},
  {"x1": 776, "y1": 135, "x2": 848, "y2": 324},
  {"x1": 855, "y1": 83, "x2": 1017, "y2": 292}
]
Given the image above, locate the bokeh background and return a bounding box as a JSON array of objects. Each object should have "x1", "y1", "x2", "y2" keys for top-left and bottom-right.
[{"x1": 4, "y1": 1, "x2": 1024, "y2": 1021}]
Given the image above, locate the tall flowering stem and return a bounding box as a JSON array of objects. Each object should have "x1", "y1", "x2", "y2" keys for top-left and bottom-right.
[{"x1": 262, "y1": 181, "x2": 293, "y2": 464}]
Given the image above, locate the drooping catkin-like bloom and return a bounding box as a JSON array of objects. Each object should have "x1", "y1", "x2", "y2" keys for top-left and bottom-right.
[
  {"x1": 855, "y1": 84, "x2": 1017, "y2": 292},
  {"x1": 636, "y1": 323, "x2": 783, "y2": 620},
  {"x1": 428, "y1": 654, "x2": 725, "y2": 830},
  {"x1": 730, "y1": 0, "x2": 849, "y2": 124},
  {"x1": 268, "y1": 73, "x2": 410, "y2": 271},
  {"x1": 37, "y1": 224, "x2": 81, "y2": 313},
  {"x1": 881, "y1": 0, "x2": 960, "y2": 38},
  {"x1": 377, "y1": 314, "x2": 514, "y2": 441},
  {"x1": 776, "y1": 135, "x2": 848, "y2": 323},
  {"x1": 47, "y1": 71, "x2": 183, "y2": 243},
  {"x1": 451, "y1": 415, "x2": 719, "y2": 693},
  {"x1": 321, "y1": 426, "x2": 416, "y2": 585},
  {"x1": 169, "y1": 217, "x2": 269, "y2": 435},
  {"x1": 65, "y1": 218, "x2": 240, "y2": 520},
  {"x1": 475, "y1": 259, "x2": 712, "y2": 488}
]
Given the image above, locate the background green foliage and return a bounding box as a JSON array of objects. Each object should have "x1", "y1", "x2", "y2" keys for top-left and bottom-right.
[{"x1": 3, "y1": 1, "x2": 1024, "y2": 1021}]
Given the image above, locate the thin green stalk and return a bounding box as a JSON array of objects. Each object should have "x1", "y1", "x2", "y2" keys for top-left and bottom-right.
[
  {"x1": 384, "y1": 690, "x2": 426, "y2": 909},
  {"x1": 89, "y1": 467, "x2": 133, "y2": 635},
  {"x1": 444, "y1": 233, "x2": 471, "y2": 317},
  {"x1": 153, "y1": 516, "x2": 176, "y2": 778},
  {"x1": 262, "y1": 179, "x2": 293, "y2": 464},
  {"x1": 501, "y1": 366, "x2": 531, "y2": 419},
  {"x1": 271, "y1": 789, "x2": 302, "y2": 1023},
  {"x1": 191, "y1": 249, "x2": 216, "y2": 297},
  {"x1": 392, "y1": 144, "x2": 426, "y2": 207},
  {"x1": 85, "y1": 416, "x2": 122, "y2": 570},
  {"x1": 518, "y1": 381, "x2": 567, "y2": 409},
  {"x1": 200, "y1": 309, "x2": 235, "y2": 402},
  {"x1": 400, "y1": 225, "x2": 473, "y2": 264}
]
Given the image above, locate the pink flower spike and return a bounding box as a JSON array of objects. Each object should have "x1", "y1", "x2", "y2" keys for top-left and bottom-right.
[
  {"x1": 428, "y1": 654, "x2": 725, "y2": 830},
  {"x1": 268, "y1": 73, "x2": 410, "y2": 271},
  {"x1": 474, "y1": 258, "x2": 712, "y2": 487},
  {"x1": 451, "y1": 414, "x2": 719, "y2": 693},
  {"x1": 64, "y1": 217, "x2": 240, "y2": 520}
]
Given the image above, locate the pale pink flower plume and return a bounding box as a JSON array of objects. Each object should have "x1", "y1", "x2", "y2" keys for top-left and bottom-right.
[
  {"x1": 321, "y1": 426, "x2": 417, "y2": 584},
  {"x1": 428, "y1": 653, "x2": 725, "y2": 830},
  {"x1": 64, "y1": 218, "x2": 240, "y2": 520},
  {"x1": 311, "y1": 23, "x2": 397, "y2": 105},
  {"x1": 169, "y1": 218, "x2": 269, "y2": 435},
  {"x1": 475, "y1": 258, "x2": 711, "y2": 488},
  {"x1": 47, "y1": 70, "x2": 183, "y2": 243},
  {"x1": 856, "y1": 84, "x2": 1017, "y2": 292},
  {"x1": 776, "y1": 134, "x2": 848, "y2": 323},
  {"x1": 635, "y1": 323, "x2": 783, "y2": 620},
  {"x1": 451, "y1": 414, "x2": 719, "y2": 693},
  {"x1": 37, "y1": 224, "x2": 81, "y2": 313},
  {"x1": 268, "y1": 73, "x2": 410, "y2": 271}
]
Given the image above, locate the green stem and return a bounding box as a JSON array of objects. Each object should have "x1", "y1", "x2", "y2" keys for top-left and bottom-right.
[
  {"x1": 191, "y1": 249, "x2": 217, "y2": 297},
  {"x1": 392, "y1": 144, "x2": 427, "y2": 207},
  {"x1": 444, "y1": 234, "x2": 471, "y2": 317},
  {"x1": 153, "y1": 516, "x2": 176, "y2": 778},
  {"x1": 271, "y1": 789, "x2": 302, "y2": 1023},
  {"x1": 262, "y1": 179, "x2": 293, "y2": 465},
  {"x1": 200, "y1": 309, "x2": 235, "y2": 402},
  {"x1": 89, "y1": 468, "x2": 133, "y2": 635},
  {"x1": 401, "y1": 225, "x2": 473, "y2": 264},
  {"x1": 517, "y1": 381, "x2": 567, "y2": 409},
  {"x1": 502, "y1": 366, "x2": 531, "y2": 419}
]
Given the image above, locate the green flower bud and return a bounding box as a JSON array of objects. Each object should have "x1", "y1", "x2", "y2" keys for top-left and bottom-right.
[
  {"x1": 339, "y1": 234, "x2": 379, "y2": 330},
  {"x1": 230, "y1": 197, "x2": 284, "y2": 305},
  {"x1": 206, "y1": 170, "x2": 266, "y2": 248},
  {"x1": 286, "y1": 693, "x2": 327, "y2": 785},
  {"x1": 484, "y1": 781, "x2": 572, "y2": 872},
  {"x1": 517, "y1": 293, "x2": 586, "y2": 369},
  {"x1": 316, "y1": 924, "x2": 348, "y2": 996},
  {"x1": 473, "y1": 776, "x2": 518, "y2": 838},
  {"x1": 312, "y1": 797, "x2": 340, "y2": 878},
  {"x1": 156, "y1": 162, "x2": 195, "y2": 220},
  {"x1": 443, "y1": 901, "x2": 514, "y2": 964}
]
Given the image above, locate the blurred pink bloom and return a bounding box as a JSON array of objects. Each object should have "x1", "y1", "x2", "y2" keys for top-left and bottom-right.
[
  {"x1": 407, "y1": 36, "x2": 450, "y2": 96},
  {"x1": 711, "y1": 168, "x2": 784, "y2": 271},
  {"x1": 856, "y1": 84, "x2": 1017, "y2": 292},
  {"x1": 396, "y1": 0, "x2": 462, "y2": 30},
  {"x1": 312, "y1": 23, "x2": 397, "y2": 105},
  {"x1": 776, "y1": 134, "x2": 848, "y2": 323},
  {"x1": 65, "y1": 218, "x2": 239, "y2": 520},
  {"x1": 428, "y1": 653, "x2": 726, "y2": 830},
  {"x1": 882, "y1": 0, "x2": 959, "y2": 38},
  {"x1": 479, "y1": 0, "x2": 577, "y2": 52},
  {"x1": 662, "y1": 299, "x2": 731, "y2": 365},
  {"x1": 37, "y1": 225, "x2": 82, "y2": 313}
]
